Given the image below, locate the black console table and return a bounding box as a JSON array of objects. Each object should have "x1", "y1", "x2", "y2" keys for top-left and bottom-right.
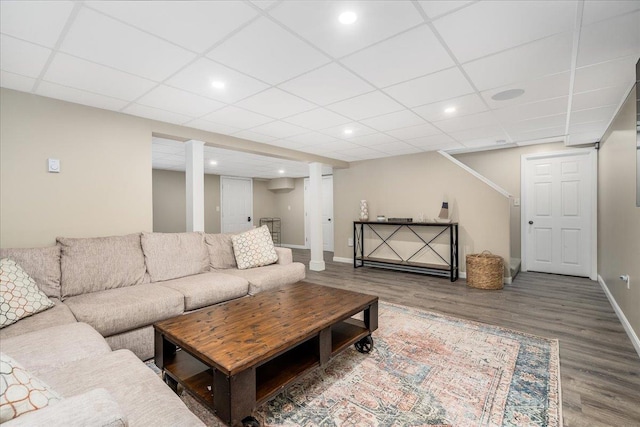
[{"x1": 353, "y1": 221, "x2": 458, "y2": 282}]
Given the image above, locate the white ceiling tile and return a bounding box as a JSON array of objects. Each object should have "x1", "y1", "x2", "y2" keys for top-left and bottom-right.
[
  {"x1": 231, "y1": 130, "x2": 278, "y2": 143},
  {"x1": 0, "y1": 0, "x2": 74, "y2": 48},
  {"x1": 481, "y1": 72, "x2": 571, "y2": 109},
  {"x1": 166, "y1": 58, "x2": 269, "y2": 104},
  {"x1": 360, "y1": 109, "x2": 426, "y2": 132},
  {"x1": 504, "y1": 114, "x2": 567, "y2": 134},
  {"x1": 570, "y1": 105, "x2": 618, "y2": 124},
  {"x1": 36, "y1": 81, "x2": 128, "y2": 111},
  {"x1": 61, "y1": 7, "x2": 196, "y2": 81},
  {"x1": 321, "y1": 122, "x2": 377, "y2": 139},
  {"x1": 460, "y1": 138, "x2": 510, "y2": 149},
  {"x1": 279, "y1": 63, "x2": 373, "y2": 105},
  {"x1": 493, "y1": 97, "x2": 568, "y2": 123},
  {"x1": 383, "y1": 67, "x2": 474, "y2": 108},
  {"x1": 449, "y1": 125, "x2": 509, "y2": 143},
  {"x1": 434, "y1": 111, "x2": 500, "y2": 133},
  {"x1": 348, "y1": 133, "x2": 398, "y2": 146},
  {"x1": 332, "y1": 146, "x2": 386, "y2": 160},
  {"x1": 0, "y1": 71, "x2": 36, "y2": 92},
  {"x1": 268, "y1": 1, "x2": 423, "y2": 58},
  {"x1": 137, "y1": 85, "x2": 225, "y2": 118},
  {"x1": 285, "y1": 132, "x2": 338, "y2": 145},
  {"x1": 405, "y1": 133, "x2": 456, "y2": 148},
  {"x1": 574, "y1": 55, "x2": 637, "y2": 93},
  {"x1": 369, "y1": 141, "x2": 422, "y2": 155},
  {"x1": 0, "y1": 36, "x2": 51, "y2": 78},
  {"x1": 341, "y1": 25, "x2": 454, "y2": 88},
  {"x1": 88, "y1": 1, "x2": 257, "y2": 53},
  {"x1": 572, "y1": 85, "x2": 630, "y2": 112},
  {"x1": 250, "y1": 121, "x2": 309, "y2": 139},
  {"x1": 412, "y1": 93, "x2": 488, "y2": 122},
  {"x1": 464, "y1": 32, "x2": 573, "y2": 91},
  {"x1": 283, "y1": 108, "x2": 350, "y2": 130},
  {"x1": 251, "y1": 1, "x2": 279, "y2": 11},
  {"x1": 577, "y1": 11, "x2": 640, "y2": 67},
  {"x1": 567, "y1": 132, "x2": 601, "y2": 145},
  {"x1": 386, "y1": 123, "x2": 441, "y2": 140},
  {"x1": 417, "y1": 1, "x2": 473, "y2": 19},
  {"x1": 568, "y1": 121, "x2": 608, "y2": 134},
  {"x1": 582, "y1": 1, "x2": 640, "y2": 26},
  {"x1": 434, "y1": 1, "x2": 576, "y2": 63},
  {"x1": 186, "y1": 119, "x2": 242, "y2": 135},
  {"x1": 236, "y1": 88, "x2": 316, "y2": 119},
  {"x1": 303, "y1": 140, "x2": 361, "y2": 152},
  {"x1": 327, "y1": 91, "x2": 404, "y2": 120},
  {"x1": 267, "y1": 139, "x2": 308, "y2": 151},
  {"x1": 203, "y1": 106, "x2": 273, "y2": 129},
  {"x1": 511, "y1": 126, "x2": 566, "y2": 144},
  {"x1": 207, "y1": 17, "x2": 329, "y2": 85},
  {"x1": 123, "y1": 103, "x2": 192, "y2": 125},
  {"x1": 328, "y1": 152, "x2": 362, "y2": 162},
  {"x1": 427, "y1": 141, "x2": 465, "y2": 152},
  {"x1": 44, "y1": 53, "x2": 157, "y2": 101}
]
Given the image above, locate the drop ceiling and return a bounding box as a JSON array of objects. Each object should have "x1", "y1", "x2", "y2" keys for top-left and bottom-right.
[{"x1": 1, "y1": 0, "x2": 639, "y2": 170}]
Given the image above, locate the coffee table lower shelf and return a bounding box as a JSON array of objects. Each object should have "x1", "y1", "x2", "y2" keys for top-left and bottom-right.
[{"x1": 157, "y1": 315, "x2": 376, "y2": 426}]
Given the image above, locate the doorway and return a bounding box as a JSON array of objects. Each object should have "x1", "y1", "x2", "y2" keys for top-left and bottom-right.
[
  {"x1": 304, "y1": 176, "x2": 334, "y2": 252},
  {"x1": 521, "y1": 149, "x2": 597, "y2": 279},
  {"x1": 220, "y1": 176, "x2": 253, "y2": 233}
]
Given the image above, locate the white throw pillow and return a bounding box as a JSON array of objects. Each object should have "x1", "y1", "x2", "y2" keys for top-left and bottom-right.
[
  {"x1": 0, "y1": 258, "x2": 55, "y2": 328},
  {"x1": 231, "y1": 226, "x2": 278, "y2": 270},
  {"x1": 0, "y1": 352, "x2": 62, "y2": 422}
]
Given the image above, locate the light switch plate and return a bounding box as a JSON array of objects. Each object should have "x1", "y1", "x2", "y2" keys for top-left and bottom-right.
[
  {"x1": 513, "y1": 198, "x2": 520, "y2": 206},
  {"x1": 48, "y1": 158, "x2": 60, "y2": 173}
]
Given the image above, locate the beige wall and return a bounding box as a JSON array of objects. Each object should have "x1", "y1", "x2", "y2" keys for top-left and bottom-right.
[
  {"x1": 598, "y1": 86, "x2": 640, "y2": 340},
  {"x1": 253, "y1": 180, "x2": 277, "y2": 228},
  {"x1": 333, "y1": 151, "x2": 511, "y2": 275},
  {"x1": 0, "y1": 89, "x2": 153, "y2": 248},
  {"x1": 454, "y1": 142, "x2": 583, "y2": 260},
  {"x1": 274, "y1": 178, "x2": 306, "y2": 246},
  {"x1": 152, "y1": 169, "x2": 221, "y2": 233}
]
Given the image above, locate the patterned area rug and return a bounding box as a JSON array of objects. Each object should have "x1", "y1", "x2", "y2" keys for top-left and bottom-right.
[{"x1": 148, "y1": 302, "x2": 561, "y2": 427}]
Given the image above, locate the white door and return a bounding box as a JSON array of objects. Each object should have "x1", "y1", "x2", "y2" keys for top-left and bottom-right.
[
  {"x1": 522, "y1": 150, "x2": 596, "y2": 279},
  {"x1": 304, "y1": 176, "x2": 334, "y2": 251},
  {"x1": 221, "y1": 176, "x2": 253, "y2": 233}
]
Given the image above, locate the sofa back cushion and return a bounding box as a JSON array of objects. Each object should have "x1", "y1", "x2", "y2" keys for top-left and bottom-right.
[
  {"x1": 204, "y1": 233, "x2": 237, "y2": 269},
  {"x1": 0, "y1": 246, "x2": 61, "y2": 299},
  {"x1": 141, "y1": 232, "x2": 209, "y2": 282},
  {"x1": 57, "y1": 234, "x2": 146, "y2": 298}
]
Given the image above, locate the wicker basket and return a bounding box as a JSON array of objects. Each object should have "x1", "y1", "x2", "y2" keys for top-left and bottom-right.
[{"x1": 466, "y1": 251, "x2": 504, "y2": 290}]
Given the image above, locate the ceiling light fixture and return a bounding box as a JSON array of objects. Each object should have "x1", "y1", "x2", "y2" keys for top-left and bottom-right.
[
  {"x1": 491, "y1": 88, "x2": 524, "y2": 101},
  {"x1": 211, "y1": 81, "x2": 225, "y2": 89},
  {"x1": 444, "y1": 107, "x2": 456, "y2": 113},
  {"x1": 344, "y1": 129, "x2": 353, "y2": 135},
  {"x1": 338, "y1": 11, "x2": 357, "y2": 25},
  {"x1": 209, "y1": 160, "x2": 218, "y2": 165},
  {"x1": 278, "y1": 169, "x2": 285, "y2": 174}
]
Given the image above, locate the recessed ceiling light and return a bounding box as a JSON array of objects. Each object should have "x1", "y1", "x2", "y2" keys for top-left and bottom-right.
[
  {"x1": 491, "y1": 88, "x2": 524, "y2": 101},
  {"x1": 209, "y1": 160, "x2": 217, "y2": 165},
  {"x1": 211, "y1": 81, "x2": 225, "y2": 89},
  {"x1": 496, "y1": 139, "x2": 507, "y2": 144},
  {"x1": 278, "y1": 169, "x2": 285, "y2": 174},
  {"x1": 444, "y1": 107, "x2": 456, "y2": 113},
  {"x1": 344, "y1": 129, "x2": 353, "y2": 135},
  {"x1": 338, "y1": 11, "x2": 357, "y2": 25}
]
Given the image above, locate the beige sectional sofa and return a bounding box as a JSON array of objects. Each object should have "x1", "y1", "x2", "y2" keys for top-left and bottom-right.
[{"x1": 0, "y1": 231, "x2": 306, "y2": 426}]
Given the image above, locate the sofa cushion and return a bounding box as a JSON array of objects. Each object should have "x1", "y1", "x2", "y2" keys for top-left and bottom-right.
[
  {"x1": 223, "y1": 262, "x2": 306, "y2": 295},
  {"x1": 141, "y1": 232, "x2": 209, "y2": 282},
  {"x1": 205, "y1": 233, "x2": 237, "y2": 269},
  {"x1": 157, "y1": 272, "x2": 249, "y2": 311},
  {"x1": 1, "y1": 323, "x2": 111, "y2": 377},
  {"x1": 63, "y1": 284, "x2": 184, "y2": 337},
  {"x1": 57, "y1": 234, "x2": 146, "y2": 299},
  {"x1": 105, "y1": 326, "x2": 154, "y2": 361},
  {"x1": 231, "y1": 225, "x2": 278, "y2": 270},
  {"x1": 0, "y1": 299, "x2": 76, "y2": 340},
  {"x1": 0, "y1": 247, "x2": 61, "y2": 299},
  {"x1": 0, "y1": 352, "x2": 62, "y2": 422},
  {"x1": 39, "y1": 349, "x2": 204, "y2": 427},
  {"x1": 1, "y1": 259, "x2": 55, "y2": 328}
]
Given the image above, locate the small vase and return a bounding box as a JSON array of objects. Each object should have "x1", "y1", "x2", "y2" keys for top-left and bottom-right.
[{"x1": 359, "y1": 200, "x2": 369, "y2": 221}]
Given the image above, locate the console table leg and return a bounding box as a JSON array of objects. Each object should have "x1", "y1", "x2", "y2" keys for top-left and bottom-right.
[{"x1": 214, "y1": 368, "x2": 256, "y2": 427}]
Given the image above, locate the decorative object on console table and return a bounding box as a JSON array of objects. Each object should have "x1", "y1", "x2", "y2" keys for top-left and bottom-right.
[
  {"x1": 466, "y1": 251, "x2": 504, "y2": 290},
  {"x1": 359, "y1": 200, "x2": 369, "y2": 221},
  {"x1": 376, "y1": 215, "x2": 386, "y2": 222},
  {"x1": 436, "y1": 201, "x2": 451, "y2": 223}
]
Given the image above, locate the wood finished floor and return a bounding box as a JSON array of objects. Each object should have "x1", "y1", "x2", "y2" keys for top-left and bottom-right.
[{"x1": 292, "y1": 249, "x2": 640, "y2": 427}]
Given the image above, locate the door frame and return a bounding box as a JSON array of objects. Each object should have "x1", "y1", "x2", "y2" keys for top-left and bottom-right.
[
  {"x1": 304, "y1": 176, "x2": 334, "y2": 251},
  {"x1": 220, "y1": 176, "x2": 253, "y2": 233},
  {"x1": 520, "y1": 148, "x2": 597, "y2": 280}
]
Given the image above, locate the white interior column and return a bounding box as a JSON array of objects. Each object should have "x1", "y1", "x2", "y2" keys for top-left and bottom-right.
[
  {"x1": 308, "y1": 162, "x2": 325, "y2": 271},
  {"x1": 185, "y1": 140, "x2": 205, "y2": 232}
]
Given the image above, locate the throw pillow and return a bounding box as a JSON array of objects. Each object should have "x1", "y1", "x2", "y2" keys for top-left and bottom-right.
[
  {"x1": 231, "y1": 225, "x2": 278, "y2": 270},
  {"x1": 0, "y1": 352, "x2": 62, "y2": 422},
  {"x1": 0, "y1": 258, "x2": 55, "y2": 329}
]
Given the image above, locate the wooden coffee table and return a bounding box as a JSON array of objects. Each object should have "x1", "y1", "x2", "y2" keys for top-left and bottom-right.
[{"x1": 154, "y1": 281, "x2": 378, "y2": 427}]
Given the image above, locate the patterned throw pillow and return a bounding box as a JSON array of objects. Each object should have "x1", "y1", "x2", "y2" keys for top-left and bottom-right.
[
  {"x1": 0, "y1": 352, "x2": 62, "y2": 422},
  {"x1": 0, "y1": 258, "x2": 55, "y2": 329},
  {"x1": 231, "y1": 226, "x2": 278, "y2": 270}
]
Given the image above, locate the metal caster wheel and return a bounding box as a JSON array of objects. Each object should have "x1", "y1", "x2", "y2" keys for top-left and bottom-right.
[
  {"x1": 355, "y1": 335, "x2": 373, "y2": 353},
  {"x1": 242, "y1": 416, "x2": 260, "y2": 427}
]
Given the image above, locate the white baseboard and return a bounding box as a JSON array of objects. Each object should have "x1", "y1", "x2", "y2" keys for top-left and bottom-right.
[
  {"x1": 333, "y1": 257, "x2": 352, "y2": 264},
  {"x1": 281, "y1": 244, "x2": 307, "y2": 250},
  {"x1": 598, "y1": 275, "x2": 640, "y2": 358}
]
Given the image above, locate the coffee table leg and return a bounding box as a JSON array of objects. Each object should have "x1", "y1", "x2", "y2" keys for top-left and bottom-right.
[
  {"x1": 213, "y1": 368, "x2": 256, "y2": 426},
  {"x1": 154, "y1": 330, "x2": 179, "y2": 392},
  {"x1": 364, "y1": 301, "x2": 379, "y2": 332}
]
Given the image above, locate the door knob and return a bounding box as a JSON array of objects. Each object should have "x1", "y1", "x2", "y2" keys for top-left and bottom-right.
[
  {"x1": 528, "y1": 220, "x2": 534, "y2": 225},
  {"x1": 328, "y1": 218, "x2": 331, "y2": 222}
]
